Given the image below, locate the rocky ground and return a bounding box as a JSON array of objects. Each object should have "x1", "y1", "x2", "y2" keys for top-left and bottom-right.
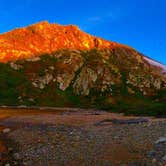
[{"x1": 0, "y1": 108, "x2": 165, "y2": 166}]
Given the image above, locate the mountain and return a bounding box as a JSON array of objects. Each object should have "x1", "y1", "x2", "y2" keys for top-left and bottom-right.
[
  {"x1": 0, "y1": 21, "x2": 119, "y2": 62},
  {"x1": 0, "y1": 21, "x2": 166, "y2": 115}
]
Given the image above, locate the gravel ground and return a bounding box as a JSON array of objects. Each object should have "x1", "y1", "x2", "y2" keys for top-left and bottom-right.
[{"x1": 0, "y1": 109, "x2": 165, "y2": 166}]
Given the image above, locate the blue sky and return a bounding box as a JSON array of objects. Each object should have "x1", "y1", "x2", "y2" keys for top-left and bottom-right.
[{"x1": 0, "y1": 0, "x2": 166, "y2": 65}]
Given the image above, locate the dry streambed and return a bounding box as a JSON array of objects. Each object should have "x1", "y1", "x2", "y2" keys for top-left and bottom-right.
[{"x1": 0, "y1": 108, "x2": 165, "y2": 166}]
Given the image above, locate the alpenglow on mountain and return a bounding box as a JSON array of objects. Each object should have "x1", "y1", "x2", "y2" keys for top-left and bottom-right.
[{"x1": 0, "y1": 21, "x2": 165, "y2": 115}]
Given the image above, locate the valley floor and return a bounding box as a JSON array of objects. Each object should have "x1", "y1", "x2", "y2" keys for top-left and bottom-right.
[{"x1": 0, "y1": 108, "x2": 165, "y2": 166}]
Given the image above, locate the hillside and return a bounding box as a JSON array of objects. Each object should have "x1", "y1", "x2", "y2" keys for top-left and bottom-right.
[{"x1": 0, "y1": 21, "x2": 166, "y2": 115}]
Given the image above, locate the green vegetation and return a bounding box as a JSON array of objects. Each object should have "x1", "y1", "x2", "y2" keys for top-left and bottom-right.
[
  {"x1": 0, "y1": 63, "x2": 25, "y2": 105},
  {"x1": 0, "y1": 49, "x2": 165, "y2": 116}
]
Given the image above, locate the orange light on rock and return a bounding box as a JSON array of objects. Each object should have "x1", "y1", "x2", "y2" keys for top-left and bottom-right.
[{"x1": 0, "y1": 21, "x2": 125, "y2": 63}]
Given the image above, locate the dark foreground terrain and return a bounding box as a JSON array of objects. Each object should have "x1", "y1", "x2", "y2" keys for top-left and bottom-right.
[{"x1": 0, "y1": 108, "x2": 165, "y2": 166}]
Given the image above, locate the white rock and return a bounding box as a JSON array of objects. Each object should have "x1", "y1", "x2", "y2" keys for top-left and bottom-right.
[
  {"x1": 26, "y1": 57, "x2": 40, "y2": 62},
  {"x1": 13, "y1": 153, "x2": 21, "y2": 160},
  {"x1": 2, "y1": 128, "x2": 10, "y2": 133},
  {"x1": 10, "y1": 62, "x2": 22, "y2": 70},
  {"x1": 5, "y1": 163, "x2": 10, "y2": 166},
  {"x1": 155, "y1": 137, "x2": 166, "y2": 144},
  {"x1": 49, "y1": 66, "x2": 55, "y2": 70},
  {"x1": 152, "y1": 158, "x2": 157, "y2": 163},
  {"x1": 162, "y1": 155, "x2": 166, "y2": 161}
]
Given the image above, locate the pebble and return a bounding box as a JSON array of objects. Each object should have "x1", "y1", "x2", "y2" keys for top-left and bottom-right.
[
  {"x1": 23, "y1": 161, "x2": 28, "y2": 165},
  {"x1": 13, "y1": 153, "x2": 21, "y2": 160},
  {"x1": 5, "y1": 164, "x2": 10, "y2": 166},
  {"x1": 2, "y1": 128, "x2": 11, "y2": 133},
  {"x1": 70, "y1": 132, "x2": 73, "y2": 135},
  {"x1": 162, "y1": 155, "x2": 166, "y2": 161},
  {"x1": 152, "y1": 158, "x2": 157, "y2": 163}
]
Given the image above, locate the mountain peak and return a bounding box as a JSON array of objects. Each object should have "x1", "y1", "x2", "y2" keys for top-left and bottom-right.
[
  {"x1": 30, "y1": 20, "x2": 49, "y2": 25},
  {"x1": 0, "y1": 21, "x2": 123, "y2": 62},
  {"x1": 29, "y1": 20, "x2": 50, "y2": 29}
]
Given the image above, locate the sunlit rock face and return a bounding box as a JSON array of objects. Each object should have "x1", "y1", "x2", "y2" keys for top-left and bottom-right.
[{"x1": 0, "y1": 21, "x2": 127, "y2": 62}]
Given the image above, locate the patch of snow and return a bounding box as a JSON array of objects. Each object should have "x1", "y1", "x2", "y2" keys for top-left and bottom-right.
[{"x1": 144, "y1": 57, "x2": 166, "y2": 75}]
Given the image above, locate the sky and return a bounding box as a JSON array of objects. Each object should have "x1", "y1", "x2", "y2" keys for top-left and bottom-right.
[{"x1": 0, "y1": 0, "x2": 166, "y2": 65}]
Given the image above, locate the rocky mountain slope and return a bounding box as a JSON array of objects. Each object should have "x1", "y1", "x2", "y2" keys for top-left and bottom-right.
[
  {"x1": 0, "y1": 21, "x2": 121, "y2": 62},
  {"x1": 0, "y1": 21, "x2": 166, "y2": 115}
]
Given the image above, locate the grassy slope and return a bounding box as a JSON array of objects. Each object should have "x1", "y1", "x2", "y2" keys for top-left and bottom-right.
[{"x1": 0, "y1": 49, "x2": 165, "y2": 116}]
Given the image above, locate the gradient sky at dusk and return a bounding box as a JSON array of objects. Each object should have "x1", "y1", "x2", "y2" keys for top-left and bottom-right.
[{"x1": 0, "y1": 0, "x2": 165, "y2": 65}]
